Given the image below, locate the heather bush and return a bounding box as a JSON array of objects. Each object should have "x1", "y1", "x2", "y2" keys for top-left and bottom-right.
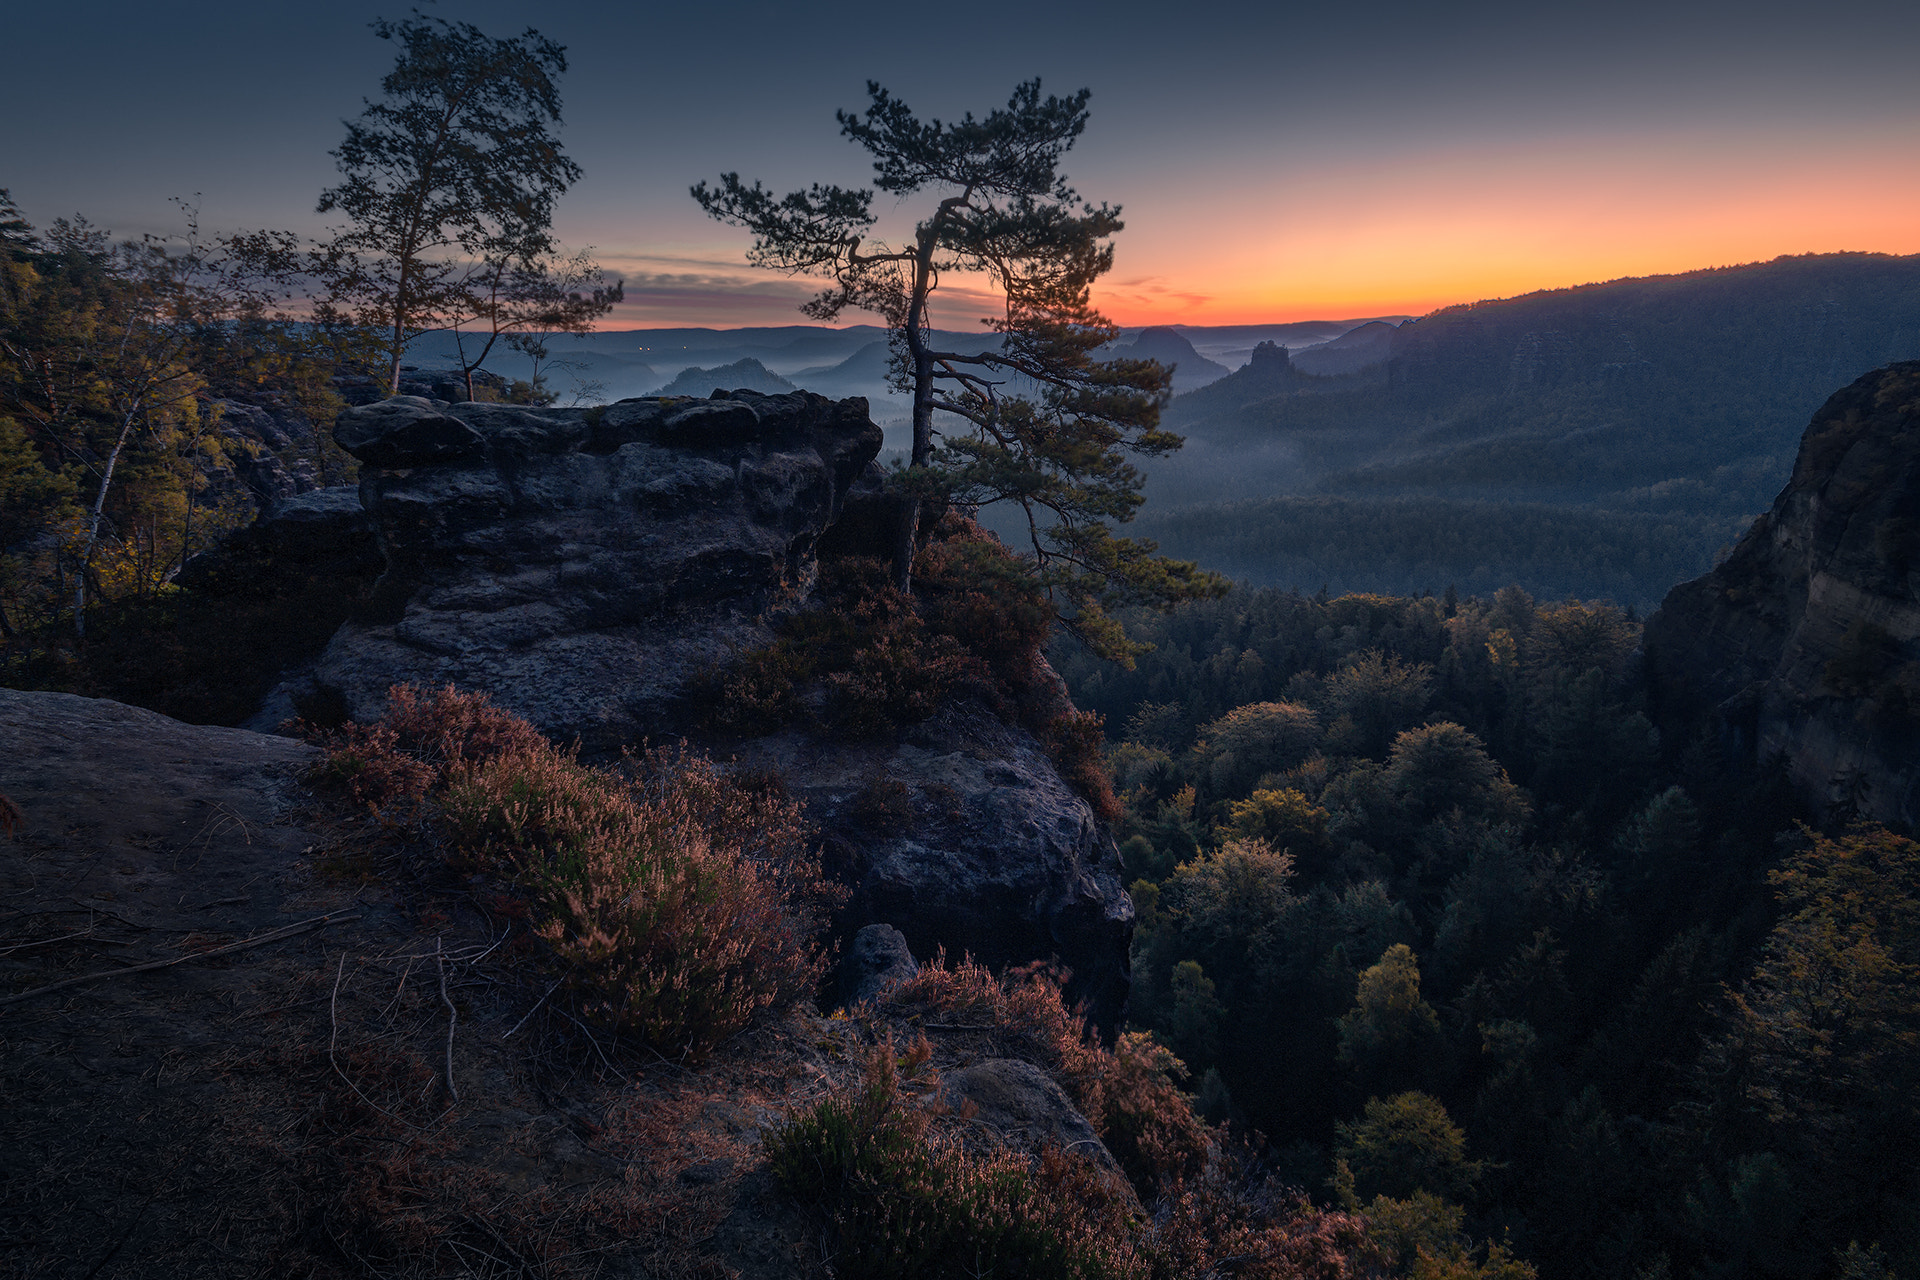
[
  {"x1": 309, "y1": 684, "x2": 837, "y2": 1056},
  {"x1": 884, "y1": 955, "x2": 1213, "y2": 1195},
  {"x1": 770, "y1": 1029, "x2": 1386, "y2": 1280},
  {"x1": 1149, "y1": 1160, "x2": 1384, "y2": 1280},
  {"x1": 767, "y1": 1035, "x2": 1146, "y2": 1280},
  {"x1": 699, "y1": 519, "x2": 1123, "y2": 818},
  {"x1": 309, "y1": 683, "x2": 546, "y2": 807},
  {"x1": 441, "y1": 742, "x2": 837, "y2": 1054}
]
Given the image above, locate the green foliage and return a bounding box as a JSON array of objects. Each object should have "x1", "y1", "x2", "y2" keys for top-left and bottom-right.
[
  {"x1": 0, "y1": 191, "x2": 358, "y2": 679},
  {"x1": 695, "y1": 78, "x2": 1225, "y2": 654},
  {"x1": 1382, "y1": 723, "x2": 1525, "y2": 828},
  {"x1": 310, "y1": 15, "x2": 589, "y2": 392},
  {"x1": 1221, "y1": 788, "x2": 1330, "y2": 863},
  {"x1": 1335, "y1": 1091, "x2": 1482, "y2": 1203},
  {"x1": 1337, "y1": 945, "x2": 1444, "y2": 1086},
  {"x1": 1688, "y1": 826, "x2": 1920, "y2": 1274},
  {"x1": 1195, "y1": 701, "x2": 1321, "y2": 795},
  {"x1": 1323, "y1": 650, "x2": 1435, "y2": 757}
]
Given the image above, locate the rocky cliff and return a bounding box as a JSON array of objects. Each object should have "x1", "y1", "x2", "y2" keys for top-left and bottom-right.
[
  {"x1": 266, "y1": 389, "x2": 1132, "y2": 1024},
  {"x1": 1646, "y1": 361, "x2": 1920, "y2": 826}
]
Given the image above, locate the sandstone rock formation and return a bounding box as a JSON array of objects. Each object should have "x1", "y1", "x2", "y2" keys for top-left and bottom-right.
[
  {"x1": 750, "y1": 702, "x2": 1133, "y2": 1029},
  {"x1": 314, "y1": 390, "x2": 881, "y2": 751},
  {"x1": 838, "y1": 923, "x2": 919, "y2": 1006},
  {"x1": 300, "y1": 390, "x2": 1133, "y2": 1025},
  {"x1": 1646, "y1": 361, "x2": 1920, "y2": 826}
]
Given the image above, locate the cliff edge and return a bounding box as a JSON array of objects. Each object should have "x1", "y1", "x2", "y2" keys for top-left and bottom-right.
[{"x1": 1646, "y1": 362, "x2": 1920, "y2": 826}]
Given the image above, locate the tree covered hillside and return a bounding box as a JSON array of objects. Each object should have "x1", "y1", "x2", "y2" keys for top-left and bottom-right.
[
  {"x1": 1136, "y1": 254, "x2": 1920, "y2": 606},
  {"x1": 1055, "y1": 585, "x2": 1920, "y2": 1279}
]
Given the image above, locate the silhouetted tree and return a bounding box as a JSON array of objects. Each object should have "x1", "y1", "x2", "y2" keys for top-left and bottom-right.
[
  {"x1": 694, "y1": 80, "x2": 1223, "y2": 655},
  {"x1": 314, "y1": 15, "x2": 583, "y2": 392}
]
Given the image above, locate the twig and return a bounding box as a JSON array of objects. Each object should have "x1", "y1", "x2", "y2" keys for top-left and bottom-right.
[
  {"x1": 558, "y1": 1006, "x2": 628, "y2": 1082},
  {"x1": 0, "y1": 912, "x2": 359, "y2": 1009},
  {"x1": 0, "y1": 926, "x2": 97, "y2": 956},
  {"x1": 503, "y1": 978, "x2": 564, "y2": 1041},
  {"x1": 436, "y1": 938, "x2": 459, "y2": 1103},
  {"x1": 378, "y1": 957, "x2": 416, "y2": 1021}
]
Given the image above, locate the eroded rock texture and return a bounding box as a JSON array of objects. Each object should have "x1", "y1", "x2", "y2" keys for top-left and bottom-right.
[
  {"x1": 1646, "y1": 362, "x2": 1920, "y2": 825},
  {"x1": 315, "y1": 391, "x2": 881, "y2": 751},
  {"x1": 747, "y1": 701, "x2": 1133, "y2": 1029},
  {"x1": 301, "y1": 390, "x2": 1132, "y2": 1025}
]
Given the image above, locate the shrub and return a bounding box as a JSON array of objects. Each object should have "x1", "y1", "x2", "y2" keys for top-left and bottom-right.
[
  {"x1": 915, "y1": 515, "x2": 1053, "y2": 683},
  {"x1": 1150, "y1": 1160, "x2": 1383, "y2": 1280},
  {"x1": 309, "y1": 683, "x2": 545, "y2": 807},
  {"x1": 309, "y1": 684, "x2": 837, "y2": 1056},
  {"x1": 442, "y1": 742, "x2": 837, "y2": 1055},
  {"x1": 767, "y1": 1034, "x2": 1144, "y2": 1280},
  {"x1": 884, "y1": 956, "x2": 1213, "y2": 1195},
  {"x1": 1048, "y1": 709, "x2": 1124, "y2": 822}
]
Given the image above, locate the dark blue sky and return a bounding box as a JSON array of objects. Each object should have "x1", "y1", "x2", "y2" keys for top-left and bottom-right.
[{"x1": 8, "y1": 0, "x2": 1918, "y2": 324}]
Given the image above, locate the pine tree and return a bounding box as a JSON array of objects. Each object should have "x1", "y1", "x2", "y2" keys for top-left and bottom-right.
[{"x1": 694, "y1": 80, "x2": 1224, "y2": 659}]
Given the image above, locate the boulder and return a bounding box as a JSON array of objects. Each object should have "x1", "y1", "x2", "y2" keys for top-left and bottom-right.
[
  {"x1": 1646, "y1": 361, "x2": 1920, "y2": 825},
  {"x1": 838, "y1": 923, "x2": 918, "y2": 1006},
  {"x1": 744, "y1": 700, "x2": 1132, "y2": 1032},
  {"x1": 313, "y1": 389, "x2": 882, "y2": 752},
  {"x1": 940, "y1": 1058, "x2": 1132, "y2": 1200}
]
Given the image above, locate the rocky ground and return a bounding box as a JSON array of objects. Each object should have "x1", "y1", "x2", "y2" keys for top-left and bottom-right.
[{"x1": 0, "y1": 689, "x2": 1130, "y2": 1279}]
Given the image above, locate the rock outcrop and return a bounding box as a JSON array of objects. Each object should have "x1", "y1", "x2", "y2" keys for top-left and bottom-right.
[
  {"x1": 314, "y1": 390, "x2": 881, "y2": 751},
  {"x1": 300, "y1": 390, "x2": 1133, "y2": 1024},
  {"x1": 751, "y1": 700, "x2": 1133, "y2": 1028},
  {"x1": 1646, "y1": 362, "x2": 1920, "y2": 826}
]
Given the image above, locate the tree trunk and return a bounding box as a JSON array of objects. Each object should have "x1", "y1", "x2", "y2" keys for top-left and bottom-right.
[
  {"x1": 73, "y1": 406, "x2": 141, "y2": 638},
  {"x1": 890, "y1": 230, "x2": 941, "y2": 594}
]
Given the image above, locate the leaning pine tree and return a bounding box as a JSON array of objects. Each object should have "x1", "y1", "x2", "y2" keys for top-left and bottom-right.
[{"x1": 694, "y1": 80, "x2": 1225, "y2": 662}]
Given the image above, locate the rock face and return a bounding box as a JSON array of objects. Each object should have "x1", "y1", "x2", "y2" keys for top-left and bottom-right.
[
  {"x1": 941, "y1": 1058, "x2": 1132, "y2": 1199},
  {"x1": 303, "y1": 390, "x2": 1133, "y2": 1024},
  {"x1": 1646, "y1": 362, "x2": 1920, "y2": 826},
  {"x1": 314, "y1": 390, "x2": 881, "y2": 751},
  {"x1": 746, "y1": 702, "x2": 1133, "y2": 1030}
]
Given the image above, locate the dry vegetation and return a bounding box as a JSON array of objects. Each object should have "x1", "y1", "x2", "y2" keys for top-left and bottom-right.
[
  {"x1": 700, "y1": 513, "x2": 1120, "y2": 820},
  {"x1": 4, "y1": 682, "x2": 1449, "y2": 1278}
]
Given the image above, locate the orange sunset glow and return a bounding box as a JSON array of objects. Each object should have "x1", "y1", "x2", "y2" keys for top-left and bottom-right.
[{"x1": 1089, "y1": 127, "x2": 1920, "y2": 325}]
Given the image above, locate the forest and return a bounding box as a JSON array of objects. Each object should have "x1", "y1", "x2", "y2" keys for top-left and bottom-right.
[
  {"x1": 4, "y1": 15, "x2": 1919, "y2": 1278},
  {"x1": 1052, "y1": 585, "x2": 1916, "y2": 1279},
  {"x1": 1132, "y1": 253, "x2": 1920, "y2": 606}
]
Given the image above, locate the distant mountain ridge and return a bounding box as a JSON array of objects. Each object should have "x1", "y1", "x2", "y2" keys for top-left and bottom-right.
[
  {"x1": 1107, "y1": 327, "x2": 1230, "y2": 392},
  {"x1": 1136, "y1": 252, "x2": 1920, "y2": 606},
  {"x1": 648, "y1": 357, "x2": 796, "y2": 398}
]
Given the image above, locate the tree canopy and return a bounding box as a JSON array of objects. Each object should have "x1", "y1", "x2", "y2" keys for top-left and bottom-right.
[
  {"x1": 312, "y1": 15, "x2": 593, "y2": 393},
  {"x1": 694, "y1": 79, "x2": 1224, "y2": 660}
]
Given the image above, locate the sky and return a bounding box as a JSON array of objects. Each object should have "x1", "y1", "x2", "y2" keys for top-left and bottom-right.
[{"x1": 6, "y1": 0, "x2": 1919, "y2": 329}]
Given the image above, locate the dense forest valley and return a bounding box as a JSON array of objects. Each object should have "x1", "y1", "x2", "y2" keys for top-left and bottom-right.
[
  {"x1": 4, "y1": 124, "x2": 1920, "y2": 1280},
  {"x1": 1054, "y1": 584, "x2": 1916, "y2": 1278}
]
